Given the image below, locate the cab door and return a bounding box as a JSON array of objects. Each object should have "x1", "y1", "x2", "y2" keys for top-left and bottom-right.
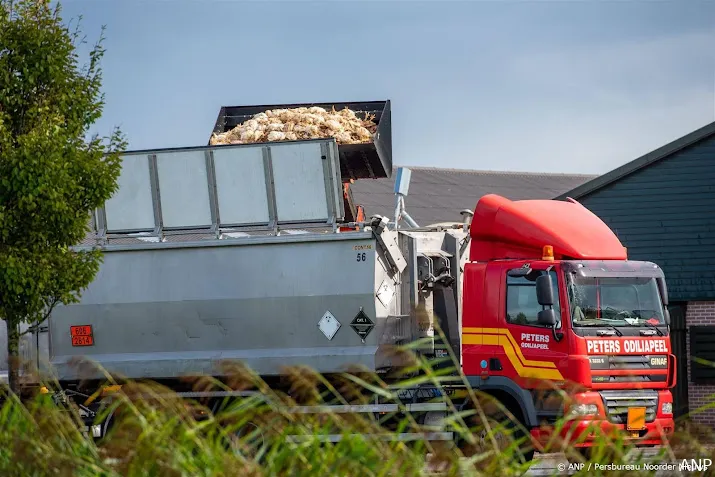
[{"x1": 496, "y1": 261, "x2": 570, "y2": 387}]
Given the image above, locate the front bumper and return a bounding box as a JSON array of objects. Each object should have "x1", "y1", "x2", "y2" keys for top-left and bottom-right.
[
  {"x1": 559, "y1": 416, "x2": 674, "y2": 447},
  {"x1": 531, "y1": 389, "x2": 675, "y2": 450},
  {"x1": 531, "y1": 417, "x2": 675, "y2": 451}
]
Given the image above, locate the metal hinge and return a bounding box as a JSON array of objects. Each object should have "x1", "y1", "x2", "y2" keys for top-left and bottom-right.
[
  {"x1": 370, "y1": 216, "x2": 407, "y2": 274},
  {"x1": 26, "y1": 324, "x2": 49, "y2": 334}
]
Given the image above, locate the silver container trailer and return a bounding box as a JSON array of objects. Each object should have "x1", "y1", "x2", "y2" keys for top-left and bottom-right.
[
  {"x1": 4, "y1": 138, "x2": 468, "y2": 386},
  {"x1": 47, "y1": 230, "x2": 396, "y2": 381},
  {"x1": 39, "y1": 226, "x2": 466, "y2": 383}
]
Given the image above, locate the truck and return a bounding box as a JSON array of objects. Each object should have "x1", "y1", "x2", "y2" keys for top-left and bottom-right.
[{"x1": 2, "y1": 100, "x2": 676, "y2": 460}]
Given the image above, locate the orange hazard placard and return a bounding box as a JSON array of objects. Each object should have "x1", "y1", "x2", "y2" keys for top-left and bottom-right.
[
  {"x1": 70, "y1": 325, "x2": 94, "y2": 347},
  {"x1": 627, "y1": 407, "x2": 646, "y2": 431}
]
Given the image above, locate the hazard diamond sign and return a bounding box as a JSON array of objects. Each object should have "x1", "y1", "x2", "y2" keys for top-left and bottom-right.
[{"x1": 350, "y1": 309, "x2": 374, "y2": 342}]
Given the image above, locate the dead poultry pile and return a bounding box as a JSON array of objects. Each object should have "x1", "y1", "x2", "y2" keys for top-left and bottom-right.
[{"x1": 209, "y1": 106, "x2": 377, "y2": 145}]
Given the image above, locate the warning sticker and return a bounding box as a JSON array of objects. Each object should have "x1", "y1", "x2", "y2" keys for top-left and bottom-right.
[
  {"x1": 350, "y1": 309, "x2": 375, "y2": 342},
  {"x1": 70, "y1": 325, "x2": 94, "y2": 347}
]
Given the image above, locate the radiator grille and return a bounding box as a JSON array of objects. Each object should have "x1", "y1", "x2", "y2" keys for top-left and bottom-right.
[{"x1": 599, "y1": 390, "x2": 659, "y2": 425}]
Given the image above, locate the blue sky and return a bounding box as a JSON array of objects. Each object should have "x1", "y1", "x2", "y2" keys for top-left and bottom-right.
[{"x1": 61, "y1": 0, "x2": 714, "y2": 174}]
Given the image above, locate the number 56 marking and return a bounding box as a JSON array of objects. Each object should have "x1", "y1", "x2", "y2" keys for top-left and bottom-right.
[{"x1": 356, "y1": 252, "x2": 367, "y2": 262}]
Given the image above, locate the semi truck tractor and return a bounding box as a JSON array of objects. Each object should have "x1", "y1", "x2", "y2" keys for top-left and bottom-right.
[{"x1": 3, "y1": 101, "x2": 676, "y2": 459}]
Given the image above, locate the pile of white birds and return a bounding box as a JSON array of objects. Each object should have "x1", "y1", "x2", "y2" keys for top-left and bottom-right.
[{"x1": 209, "y1": 106, "x2": 378, "y2": 146}]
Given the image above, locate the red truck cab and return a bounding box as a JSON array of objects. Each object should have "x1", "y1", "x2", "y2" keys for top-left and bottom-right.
[{"x1": 460, "y1": 194, "x2": 676, "y2": 452}]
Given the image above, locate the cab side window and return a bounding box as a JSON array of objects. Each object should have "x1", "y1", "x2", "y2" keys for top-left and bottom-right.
[{"x1": 506, "y1": 270, "x2": 561, "y2": 327}]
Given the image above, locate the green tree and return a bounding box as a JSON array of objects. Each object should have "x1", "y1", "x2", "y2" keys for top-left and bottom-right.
[{"x1": 0, "y1": 0, "x2": 125, "y2": 392}]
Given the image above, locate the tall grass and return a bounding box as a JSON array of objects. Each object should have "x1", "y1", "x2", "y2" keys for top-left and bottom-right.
[{"x1": 1, "y1": 336, "x2": 713, "y2": 477}]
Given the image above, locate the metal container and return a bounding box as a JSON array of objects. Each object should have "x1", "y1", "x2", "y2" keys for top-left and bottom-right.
[
  {"x1": 0, "y1": 139, "x2": 470, "y2": 385},
  {"x1": 1, "y1": 226, "x2": 468, "y2": 384},
  {"x1": 42, "y1": 231, "x2": 400, "y2": 381},
  {"x1": 210, "y1": 101, "x2": 393, "y2": 181}
]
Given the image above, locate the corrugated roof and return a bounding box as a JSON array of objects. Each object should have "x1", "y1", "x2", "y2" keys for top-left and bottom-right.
[
  {"x1": 556, "y1": 120, "x2": 715, "y2": 201},
  {"x1": 350, "y1": 166, "x2": 597, "y2": 226}
]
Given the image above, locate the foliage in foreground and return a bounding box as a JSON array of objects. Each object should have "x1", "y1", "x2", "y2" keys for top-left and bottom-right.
[
  {"x1": 0, "y1": 0, "x2": 125, "y2": 391},
  {"x1": 1, "y1": 348, "x2": 714, "y2": 477}
]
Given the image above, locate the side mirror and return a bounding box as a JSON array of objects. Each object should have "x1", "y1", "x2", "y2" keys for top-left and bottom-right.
[
  {"x1": 663, "y1": 308, "x2": 671, "y2": 326},
  {"x1": 538, "y1": 309, "x2": 558, "y2": 327},
  {"x1": 536, "y1": 275, "x2": 554, "y2": 306}
]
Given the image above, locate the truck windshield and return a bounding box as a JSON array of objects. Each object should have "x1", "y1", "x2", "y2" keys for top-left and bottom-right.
[{"x1": 567, "y1": 275, "x2": 666, "y2": 327}]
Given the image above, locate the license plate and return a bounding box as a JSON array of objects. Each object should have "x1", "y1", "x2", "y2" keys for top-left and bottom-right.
[{"x1": 627, "y1": 407, "x2": 646, "y2": 431}]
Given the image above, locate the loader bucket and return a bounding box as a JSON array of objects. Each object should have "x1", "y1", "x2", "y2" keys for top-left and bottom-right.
[{"x1": 209, "y1": 100, "x2": 393, "y2": 181}]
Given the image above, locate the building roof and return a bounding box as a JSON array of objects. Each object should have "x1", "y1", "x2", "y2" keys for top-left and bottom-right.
[
  {"x1": 349, "y1": 166, "x2": 597, "y2": 226},
  {"x1": 556, "y1": 120, "x2": 715, "y2": 201}
]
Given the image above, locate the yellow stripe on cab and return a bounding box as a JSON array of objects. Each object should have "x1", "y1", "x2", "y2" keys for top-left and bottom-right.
[{"x1": 462, "y1": 327, "x2": 564, "y2": 381}]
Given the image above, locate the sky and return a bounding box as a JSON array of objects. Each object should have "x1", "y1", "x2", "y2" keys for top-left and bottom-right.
[{"x1": 59, "y1": 0, "x2": 715, "y2": 175}]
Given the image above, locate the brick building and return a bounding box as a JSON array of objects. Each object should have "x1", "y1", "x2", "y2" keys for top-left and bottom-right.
[
  {"x1": 557, "y1": 121, "x2": 715, "y2": 422},
  {"x1": 684, "y1": 302, "x2": 715, "y2": 426}
]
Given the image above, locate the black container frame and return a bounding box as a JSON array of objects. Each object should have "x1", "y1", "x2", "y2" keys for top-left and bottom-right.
[{"x1": 210, "y1": 100, "x2": 393, "y2": 181}]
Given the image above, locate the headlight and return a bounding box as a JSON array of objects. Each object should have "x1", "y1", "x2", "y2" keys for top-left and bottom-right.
[
  {"x1": 661, "y1": 402, "x2": 673, "y2": 415},
  {"x1": 568, "y1": 403, "x2": 599, "y2": 418}
]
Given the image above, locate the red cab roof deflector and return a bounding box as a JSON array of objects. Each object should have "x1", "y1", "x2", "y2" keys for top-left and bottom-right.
[{"x1": 469, "y1": 194, "x2": 626, "y2": 262}]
